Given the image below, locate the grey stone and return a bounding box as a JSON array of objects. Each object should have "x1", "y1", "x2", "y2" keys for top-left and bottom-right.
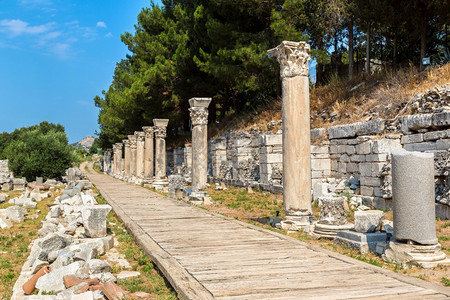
[
  {"x1": 88, "y1": 259, "x2": 112, "y2": 274},
  {"x1": 31, "y1": 259, "x2": 48, "y2": 274},
  {"x1": 48, "y1": 248, "x2": 74, "y2": 264},
  {"x1": 90, "y1": 272, "x2": 116, "y2": 283},
  {"x1": 50, "y1": 251, "x2": 74, "y2": 269},
  {"x1": 313, "y1": 182, "x2": 329, "y2": 200},
  {"x1": 49, "y1": 206, "x2": 62, "y2": 218},
  {"x1": 357, "y1": 141, "x2": 373, "y2": 155},
  {"x1": 80, "y1": 205, "x2": 111, "y2": 238},
  {"x1": 38, "y1": 233, "x2": 73, "y2": 258},
  {"x1": 432, "y1": 111, "x2": 450, "y2": 127},
  {"x1": 38, "y1": 223, "x2": 59, "y2": 238},
  {"x1": 401, "y1": 114, "x2": 433, "y2": 132},
  {"x1": 23, "y1": 199, "x2": 37, "y2": 209},
  {"x1": 73, "y1": 247, "x2": 98, "y2": 262},
  {"x1": 0, "y1": 216, "x2": 11, "y2": 229},
  {"x1": 354, "y1": 210, "x2": 384, "y2": 233},
  {"x1": 392, "y1": 149, "x2": 438, "y2": 245},
  {"x1": 35, "y1": 261, "x2": 89, "y2": 293},
  {"x1": 328, "y1": 124, "x2": 356, "y2": 139},
  {"x1": 30, "y1": 188, "x2": 42, "y2": 202},
  {"x1": 334, "y1": 230, "x2": 387, "y2": 254},
  {"x1": 0, "y1": 193, "x2": 8, "y2": 203},
  {"x1": 0, "y1": 205, "x2": 25, "y2": 223}
]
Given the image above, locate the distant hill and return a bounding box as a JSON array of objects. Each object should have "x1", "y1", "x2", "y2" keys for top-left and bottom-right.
[{"x1": 72, "y1": 136, "x2": 95, "y2": 151}]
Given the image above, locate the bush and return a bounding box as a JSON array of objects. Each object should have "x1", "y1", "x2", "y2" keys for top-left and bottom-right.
[{"x1": 3, "y1": 123, "x2": 74, "y2": 181}]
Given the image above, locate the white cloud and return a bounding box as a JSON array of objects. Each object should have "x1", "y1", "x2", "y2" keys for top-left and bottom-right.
[
  {"x1": 0, "y1": 19, "x2": 53, "y2": 37},
  {"x1": 52, "y1": 42, "x2": 71, "y2": 59},
  {"x1": 20, "y1": 0, "x2": 52, "y2": 5},
  {"x1": 96, "y1": 21, "x2": 106, "y2": 28},
  {"x1": 105, "y1": 32, "x2": 112, "y2": 38}
]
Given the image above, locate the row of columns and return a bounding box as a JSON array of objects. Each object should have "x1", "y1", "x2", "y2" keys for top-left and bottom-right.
[
  {"x1": 108, "y1": 41, "x2": 313, "y2": 230},
  {"x1": 111, "y1": 119, "x2": 169, "y2": 188}
]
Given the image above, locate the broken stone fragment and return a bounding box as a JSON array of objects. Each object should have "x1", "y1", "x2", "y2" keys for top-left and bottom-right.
[
  {"x1": 0, "y1": 205, "x2": 25, "y2": 223},
  {"x1": 354, "y1": 210, "x2": 384, "y2": 233},
  {"x1": 88, "y1": 259, "x2": 112, "y2": 274},
  {"x1": 38, "y1": 233, "x2": 73, "y2": 260},
  {"x1": 80, "y1": 205, "x2": 112, "y2": 238},
  {"x1": 35, "y1": 261, "x2": 90, "y2": 293}
]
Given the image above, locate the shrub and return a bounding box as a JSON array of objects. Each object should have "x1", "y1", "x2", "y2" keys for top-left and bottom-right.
[{"x1": 3, "y1": 123, "x2": 74, "y2": 181}]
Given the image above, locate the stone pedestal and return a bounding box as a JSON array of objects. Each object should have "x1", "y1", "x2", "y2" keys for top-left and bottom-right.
[
  {"x1": 128, "y1": 135, "x2": 137, "y2": 180},
  {"x1": 268, "y1": 41, "x2": 312, "y2": 231},
  {"x1": 313, "y1": 196, "x2": 354, "y2": 238},
  {"x1": 152, "y1": 119, "x2": 169, "y2": 190},
  {"x1": 135, "y1": 131, "x2": 145, "y2": 181},
  {"x1": 384, "y1": 149, "x2": 449, "y2": 268},
  {"x1": 188, "y1": 98, "x2": 212, "y2": 205},
  {"x1": 142, "y1": 126, "x2": 154, "y2": 184},
  {"x1": 123, "y1": 140, "x2": 131, "y2": 179}
]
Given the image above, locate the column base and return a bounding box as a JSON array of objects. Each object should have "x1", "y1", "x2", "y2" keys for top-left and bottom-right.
[
  {"x1": 383, "y1": 241, "x2": 450, "y2": 268},
  {"x1": 152, "y1": 179, "x2": 168, "y2": 192},
  {"x1": 142, "y1": 178, "x2": 154, "y2": 188},
  {"x1": 313, "y1": 222, "x2": 354, "y2": 239},
  {"x1": 187, "y1": 191, "x2": 211, "y2": 206},
  {"x1": 278, "y1": 214, "x2": 313, "y2": 232}
]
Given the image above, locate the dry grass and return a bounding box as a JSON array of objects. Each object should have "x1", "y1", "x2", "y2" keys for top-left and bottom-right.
[
  {"x1": 0, "y1": 189, "x2": 56, "y2": 300},
  {"x1": 203, "y1": 185, "x2": 450, "y2": 288},
  {"x1": 205, "y1": 63, "x2": 450, "y2": 139}
]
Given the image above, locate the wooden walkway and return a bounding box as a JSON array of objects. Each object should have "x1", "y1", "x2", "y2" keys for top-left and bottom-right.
[{"x1": 83, "y1": 163, "x2": 450, "y2": 300}]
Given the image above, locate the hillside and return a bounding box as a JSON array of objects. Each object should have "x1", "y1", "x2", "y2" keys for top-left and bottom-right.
[
  {"x1": 73, "y1": 136, "x2": 95, "y2": 151},
  {"x1": 207, "y1": 63, "x2": 450, "y2": 138}
]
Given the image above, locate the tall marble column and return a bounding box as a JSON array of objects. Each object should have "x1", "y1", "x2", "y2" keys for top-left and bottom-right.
[
  {"x1": 135, "y1": 131, "x2": 145, "y2": 180},
  {"x1": 188, "y1": 98, "x2": 212, "y2": 204},
  {"x1": 123, "y1": 139, "x2": 131, "y2": 178},
  {"x1": 153, "y1": 119, "x2": 169, "y2": 189},
  {"x1": 142, "y1": 126, "x2": 155, "y2": 182},
  {"x1": 128, "y1": 135, "x2": 137, "y2": 178},
  {"x1": 112, "y1": 144, "x2": 118, "y2": 175},
  {"x1": 115, "y1": 143, "x2": 123, "y2": 178},
  {"x1": 268, "y1": 41, "x2": 312, "y2": 231}
]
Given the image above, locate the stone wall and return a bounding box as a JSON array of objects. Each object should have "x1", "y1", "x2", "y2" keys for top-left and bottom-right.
[{"x1": 173, "y1": 109, "x2": 449, "y2": 219}]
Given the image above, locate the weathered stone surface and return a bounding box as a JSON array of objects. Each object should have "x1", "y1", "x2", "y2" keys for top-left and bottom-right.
[
  {"x1": 392, "y1": 149, "x2": 438, "y2": 245},
  {"x1": 0, "y1": 205, "x2": 25, "y2": 223},
  {"x1": 80, "y1": 205, "x2": 111, "y2": 238},
  {"x1": 38, "y1": 233, "x2": 73, "y2": 258},
  {"x1": 38, "y1": 223, "x2": 59, "y2": 238},
  {"x1": 73, "y1": 247, "x2": 98, "y2": 262},
  {"x1": 334, "y1": 230, "x2": 387, "y2": 254},
  {"x1": 88, "y1": 259, "x2": 112, "y2": 274},
  {"x1": 0, "y1": 216, "x2": 11, "y2": 228},
  {"x1": 317, "y1": 197, "x2": 348, "y2": 225},
  {"x1": 384, "y1": 241, "x2": 449, "y2": 268},
  {"x1": 35, "y1": 261, "x2": 89, "y2": 293},
  {"x1": 354, "y1": 210, "x2": 384, "y2": 233},
  {"x1": 90, "y1": 272, "x2": 116, "y2": 283},
  {"x1": 23, "y1": 199, "x2": 37, "y2": 209},
  {"x1": 116, "y1": 271, "x2": 140, "y2": 279}
]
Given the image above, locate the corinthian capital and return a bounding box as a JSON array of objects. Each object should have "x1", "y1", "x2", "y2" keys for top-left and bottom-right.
[
  {"x1": 154, "y1": 127, "x2": 167, "y2": 138},
  {"x1": 135, "y1": 131, "x2": 145, "y2": 142},
  {"x1": 128, "y1": 135, "x2": 137, "y2": 149},
  {"x1": 268, "y1": 41, "x2": 310, "y2": 78},
  {"x1": 142, "y1": 126, "x2": 154, "y2": 139},
  {"x1": 189, "y1": 107, "x2": 209, "y2": 126},
  {"x1": 123, "y1": 140, "x2": 130, "y2": 147}
]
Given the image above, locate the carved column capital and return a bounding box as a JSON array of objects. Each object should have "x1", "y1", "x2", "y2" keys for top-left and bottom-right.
[
  {"x1": 128, "y1": 135, "x2": 137, "y2": 149},
  {"x1": 135, "y1": 131, "x2": 145, "y2": 142},
  {"x1": 154, "y1": 127, "x2": 167, "y2": 138},
  {"x1": 142, "y1": 126, "x2": 154, "y2": 139},
  {"x1": 268, "y1": 41, "x2": 310, "y2": 78},
  {"x1": 123, "y1": 140, "x2": 130, "y2": 147},
  {"x1": 189, "y1": 107, "x2": 209, "y2": 126}
]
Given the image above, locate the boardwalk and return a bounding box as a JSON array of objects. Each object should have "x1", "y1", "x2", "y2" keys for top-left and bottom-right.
[{"x1": 83, "y1": 163, "x2": 450, "y2": 300}]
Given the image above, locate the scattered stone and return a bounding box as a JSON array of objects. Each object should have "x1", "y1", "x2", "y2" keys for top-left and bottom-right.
[
  {"x1": 31, "y1": 259, "x2": 49, "y2": 274},
  {"x1": 0, "y1": 216, "x2": 12, "y2": 229},
  {"x1": 88, "y1": 259, "x2": 112, "y2": 274},
  {"x1": 30, "y1": 188, "x2": 42, "y2": 202},
  {"x1": 354, "y1": 210, "x2": 384, "y2": 233},
  {"x1": 0, "y1": 205, "x2": 25, "y2": 223},
  {"x1": 100, "y1": 281, "x2": 127, "y2": 300},
  {"x1": 81, "y1": 205, "x2": 112, "y2": 238},
  {"x1": 35, "y1": 261, "x2": 89, "y2": 293},
  {"x1": 90, "y1": 272, "x2": 116, "y2": 283},
  {"x1": 116, "y1": 271, "x2": 140, "y2": 279},
  {"x1": 38, "y1": 233, "x2": 73, "y2": 259}
]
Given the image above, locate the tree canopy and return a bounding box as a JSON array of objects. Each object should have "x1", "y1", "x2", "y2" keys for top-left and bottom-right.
[
  {"x1": 0, "y1": 122, "x2": 74, "y2": 181},
  {"x1": 95, "y1": 0, "x2": 449, "y2": 149}
]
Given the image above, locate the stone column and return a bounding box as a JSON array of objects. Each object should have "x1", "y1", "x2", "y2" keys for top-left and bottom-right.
[
  {"x1": 135, "y1": 131, "x2": 145, "y2": 180},
  {"x1": 153, "y1": 119, "x2": 169, "y2": 189},
  {"x1": 142, "y1": 126, "x2": 155, "y2": 183},
  {"x1": 128, "y1": 135, "x2": 137, "y2": 178},
  {"x1": 268, "y1": 41, "x2": 312, "y2": 231},
  {"x1": 188, "y1": 98, "x2": 212, "y2": 204},
  {"x1": 123, "y1": 140, "x2": 130, "y2": 178},
  {"x1": 384, "y1": 149, "x2": 449, "y2": 268},
  {"x1": 114, "y1": 143, "x2": 123, "y2": 177},
  {"x1": 112, "y1": 144, "x2": 118, "y2": 175}
]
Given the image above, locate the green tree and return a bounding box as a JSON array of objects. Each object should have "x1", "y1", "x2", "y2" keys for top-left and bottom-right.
[{"x1": 3, "y1": 124, "x2": 74, "y2": 181}]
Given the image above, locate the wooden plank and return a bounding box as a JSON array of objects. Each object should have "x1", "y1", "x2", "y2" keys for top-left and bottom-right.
[{"x1": 83, "y1": 162, "x2": 450, "y2": 300}]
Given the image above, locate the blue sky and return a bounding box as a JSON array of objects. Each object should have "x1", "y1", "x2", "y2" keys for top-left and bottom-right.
[{"x1": 0, "y1": 0, "x2": 161, "y2": 143}]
